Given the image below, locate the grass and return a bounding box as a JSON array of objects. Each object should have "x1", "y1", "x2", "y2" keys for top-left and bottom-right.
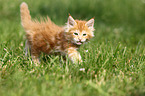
[{"x1": 0, "y1": 0, "x2": 145, "y2": 96}]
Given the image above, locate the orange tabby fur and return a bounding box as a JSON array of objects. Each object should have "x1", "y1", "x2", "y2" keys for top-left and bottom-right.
[{"x1": 20, "y1": 2, "x2": 95, "y2": 64}]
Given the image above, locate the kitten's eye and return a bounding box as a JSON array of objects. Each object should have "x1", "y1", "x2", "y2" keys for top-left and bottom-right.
[
  {"x1": 83, "y1": 34, "x2": 87, "y2": 36},
  {"x1": 74, "y1": 33, "x2": 78, "y2": 35}
]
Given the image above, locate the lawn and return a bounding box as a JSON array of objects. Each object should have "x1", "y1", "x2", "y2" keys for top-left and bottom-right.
[{"x1": 0, "y1": 0, "x2": 145, "y2": 96}]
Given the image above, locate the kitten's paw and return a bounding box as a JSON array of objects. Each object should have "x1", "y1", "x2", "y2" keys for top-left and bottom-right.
[
  {"x1": 31, "y1": 56, "x2": 40, "y2": 66},
  {"x1": 33, "y1": 59, "x2": 40, "y2": 66},
  {"x1": 72, "y1": 59, "x2": 82, "y2": 64}
]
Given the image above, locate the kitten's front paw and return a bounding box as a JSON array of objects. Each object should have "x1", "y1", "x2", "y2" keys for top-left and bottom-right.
[
  {"x1": 67, "y1": 47, "x2": 82, "y2": 64},
  {"x1": 72, "y1": 58, "x2": 82, "y2": 64}
]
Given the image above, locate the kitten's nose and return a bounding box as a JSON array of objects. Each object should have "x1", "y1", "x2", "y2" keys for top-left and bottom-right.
[{"x1": 78, "y1": 38, "x2": 82, "y2": 41}]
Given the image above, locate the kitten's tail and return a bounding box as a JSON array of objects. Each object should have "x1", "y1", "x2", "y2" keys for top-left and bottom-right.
[{"x1": 20, "y1": 2, "x2": 32, "y2": 30}]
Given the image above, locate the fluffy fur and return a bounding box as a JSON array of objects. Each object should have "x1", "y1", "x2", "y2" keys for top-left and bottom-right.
[{"x1": 20, "y1": 2, "x2": 95, "y2": 64}]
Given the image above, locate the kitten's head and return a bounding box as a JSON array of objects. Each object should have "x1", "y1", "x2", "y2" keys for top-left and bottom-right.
[{"x1": 64, "y1": 15, "x2": 95, "y2": 46}]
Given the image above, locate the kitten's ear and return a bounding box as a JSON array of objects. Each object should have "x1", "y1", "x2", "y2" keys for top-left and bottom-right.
[
  {"x1": 67, "y1": 15, "x2": 76, "y2": 27},
  {"x1": 86, "y1": 18, "x2": 94, "y2": 30}
]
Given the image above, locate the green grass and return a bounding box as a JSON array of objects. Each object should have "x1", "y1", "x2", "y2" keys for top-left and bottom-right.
[{"x1": 0, "y1": 0, "x2": 145, "y2": 96}]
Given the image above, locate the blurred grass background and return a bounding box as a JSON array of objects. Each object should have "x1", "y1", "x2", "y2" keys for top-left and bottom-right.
[{"x1": 0, "y1": 0, "x2": 145, "y2": 96}]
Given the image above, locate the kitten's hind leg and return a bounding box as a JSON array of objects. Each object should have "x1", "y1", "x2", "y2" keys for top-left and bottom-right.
[
  {"x1": 25, "y1": 40, "x2": 40, "y2": 66},
  {"x1": 25, "y1": 40, "x2": 31, "y2": 56},
  {"x1": 31, "y1": 48, "x2": 41, "y2": 66},
  {"x1": 31, "y1": 55, "x2": 40, "y2": 66}
]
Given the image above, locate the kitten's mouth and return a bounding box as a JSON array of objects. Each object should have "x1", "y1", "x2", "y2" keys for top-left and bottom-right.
[{"x1": 76, "y1": 41, "x2": 83, "y2": 45}]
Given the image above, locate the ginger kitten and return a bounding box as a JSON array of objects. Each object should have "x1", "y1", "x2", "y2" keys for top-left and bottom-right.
[{"x1": 20, "y1": 2, "x2": 95, "y2": 64}]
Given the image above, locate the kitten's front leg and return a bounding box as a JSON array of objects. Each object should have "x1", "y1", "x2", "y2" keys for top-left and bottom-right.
[{"x1": 66, "y1": 47, "x2": 82, "y2": 64}]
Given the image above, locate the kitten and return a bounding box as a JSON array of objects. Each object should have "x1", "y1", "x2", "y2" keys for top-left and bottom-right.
[{"x1": 20, "y1": 2, "x2": 95, "y2": 64}]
